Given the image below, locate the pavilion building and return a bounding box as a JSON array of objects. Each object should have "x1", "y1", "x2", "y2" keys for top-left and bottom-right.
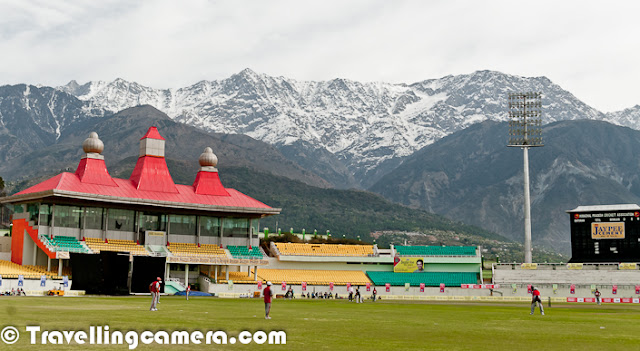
[{"x1": 2, "y1": 127, "x2": 280, "y2": 286}]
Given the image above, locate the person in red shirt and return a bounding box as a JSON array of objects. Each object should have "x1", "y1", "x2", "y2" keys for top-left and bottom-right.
[
  {"x1": 263, "y1": 281, "x2": 273, "y2": 319},
  {"x1": 530, "y1": 286, "x2": 544, "y2": 315},
  {"x1": 149, "y1": 277, "x2": 162, "y2": 311},
  {"x1": 594, "y1": 289, "x2": 601, "y2": 305},
  {"x1": 186, "y1": 284, "x2": 191, "y2": 301}
]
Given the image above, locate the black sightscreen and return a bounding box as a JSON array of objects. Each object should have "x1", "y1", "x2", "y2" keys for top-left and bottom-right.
[
  {"x1": 70, "y1": 252, "x2": 130, "y2": 295},
  {"x1": 131, "y1": 256, "x2": 166, "y2": 294}
]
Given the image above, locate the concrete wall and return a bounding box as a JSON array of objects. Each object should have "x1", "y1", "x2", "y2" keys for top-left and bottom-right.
[
  {"x1": 260, "y1": 257, "x2": 392, "y2": 272},
  {"x1": 0, "y1": 237, "x2": 11, "y2": 252},
  {"x1": 494, "y1": 269, "x2": 640, "y2": 285}
]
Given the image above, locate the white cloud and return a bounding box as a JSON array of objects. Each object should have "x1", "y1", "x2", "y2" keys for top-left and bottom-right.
[{"x1": 0, "y1": 0, "x2": 638, "y2": 112}]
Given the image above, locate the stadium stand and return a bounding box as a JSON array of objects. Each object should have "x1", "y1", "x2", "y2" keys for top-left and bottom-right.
[
  {"x1": 395, "y1": 245, "x2": 477, "y2": 256},
  {"x1": 84, "y1": 237, "x2": 149, "y2": 255},
  {"x1": 0, "y1": 260, "x2": 66, "y2": 279},
  {"x1": 167, "y1": 243, "x2": 227, "y2": 257},
  {"x1": 254, "y1": 268, "x2": 371, "y2": 285},
  {"x1": 227, "y1": 245, "x2": 264, "y2": 259},
  {"x1": 42, "y1": 235, "x2": 90, "y2": 253},
  {"x1": 366, "y1": 271, "x2": 478, "y2": 286},
  {"x1": 274, "y1": 243, "x2": 375, "y2": 257},
  {"x1": 23, "y1": 265, "x2": 72, "y2": 279},
  {"x1": 205, "y1": 270, "x2": 258, "y2": 284}
]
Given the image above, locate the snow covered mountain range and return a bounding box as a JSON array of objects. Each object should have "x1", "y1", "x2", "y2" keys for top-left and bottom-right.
[{"x1": 56, "y1": 69, "x2": 639, "y2": 189}]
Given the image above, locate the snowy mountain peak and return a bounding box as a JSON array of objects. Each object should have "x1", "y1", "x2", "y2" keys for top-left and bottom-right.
[{"x1": 52, "y1": 69, "x2": 634, "y2": 188}]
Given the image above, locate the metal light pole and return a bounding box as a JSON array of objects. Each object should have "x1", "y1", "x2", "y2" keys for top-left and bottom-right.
[{"x1": 508, "y1": 92, "x2": 543, "y2": 263}]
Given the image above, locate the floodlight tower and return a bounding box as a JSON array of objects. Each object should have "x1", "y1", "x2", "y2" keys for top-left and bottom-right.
[{"x1": 508, "y1": 92, "x2": 543, "y2": 263}]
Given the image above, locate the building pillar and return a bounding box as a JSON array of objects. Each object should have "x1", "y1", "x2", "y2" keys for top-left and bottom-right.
[
  {"x1": 33, "y1": 243, "x2": 37, "y2": 265},
  {"x1": 226, "y1": 267, "x2": 229, "y2": 281},
  {"x1": 214, "y1": 266, "x2": 218, "y2": 284},
  {"x1": 185, "y1": 264, "x2": 189, "y2": 287},
  {"x1": 58, "y1": 259, "x2": 63, "y2": 277},
  {"x1": 103, "y1": 208, "x2": 109, "y2": 241},
  {"x1": 254, "y1": 266, "x2": 257, "y2": 281},
  {"x1": 47, "y1": 257, "x2": 51, "y2": 272}
]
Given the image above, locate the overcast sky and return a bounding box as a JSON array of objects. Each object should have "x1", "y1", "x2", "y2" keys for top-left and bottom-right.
[{"x1": 1, "y1": 0, "x2": 638, "y2": 112}]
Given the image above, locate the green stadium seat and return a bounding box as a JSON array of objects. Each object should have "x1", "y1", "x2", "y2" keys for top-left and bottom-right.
[{"x1": 366, "y1": 271, "x2": 477, "y2": 286}]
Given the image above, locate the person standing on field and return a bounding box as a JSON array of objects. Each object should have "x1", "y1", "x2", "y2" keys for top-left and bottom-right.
[
  {"x1": 594, "y1": 289, "x2": 601, "y2": 305},
  {"x1": 530, "y1": 286, "x2": 544, "y2": 315},
  {"x1": 186, "y1": 284, "x2": 191, "y2": 301},
  {"x1": 149, "y1": 277, "x2": 161, "y2": 311},
  {"x1": 263, "y1": 281, "x2": 274, "y2": 319}
]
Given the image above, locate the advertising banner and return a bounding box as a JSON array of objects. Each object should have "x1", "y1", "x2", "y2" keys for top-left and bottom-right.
[
  {"x1": 419, "y1": 283, "x2": 425, "y2": 292},
  {"x1": 527, "y1": 284, "x2": 532, "y2": 294},
  {"x1": 346, "y1": 283, "x2": 351, "y2": 291},
  {"x1": 405, "y1": 283, "x2": 410, "y2": 291},
  {"x1": 613, "y1": 285, "x2": 618, "y2": 294},
  {"x1": 302, "y1": 282, "x2": 307, "y2": 291},
  {"x1": 636, "y1": 285, "x2": 640, "y2": 294},
  {"x1": 591, "y1": 222, "x2": 625, "y2": 239},
  {"x1": 257, "y1": 281, "x2": 262, "y2": 290},
  {"x1": 40, "y1": 275, "x2": 46, "y2": 287},
  {"x1": 570, "y1": 284, "x2": 575, "y2": 294},
  {"x1": 394, "y1": 257, "x2": 426, "y2": 273},
  {"x1": 329, "y1": 282, "x2": 334, "y2": 291},
  {"x1": 18, "y1": 275, "x2": 24, "y2": 286},
  {"x1": 440, "y1": 283, "x2": 445, "y2": 293},
  {"x1": 366, "y1": 282, "x2": 370, "y2": 291},
  {"x1": 0, "y1": 274, "x2": 2, "y2": 286},
  {"x1": 63, "y1": 276, "x2": 69, "y2": 287},
  {"x1": 619, "y1": 263, "x2": 637, "y2": 270},
  {"x1": 567, "y1": 263, "x2": 583, "y2": 270},
  {"x1": 385, "y1": 283, "x2": 390, "y2": 292},
  {"x1": 281, "y1": 282, "x2": 287, "y2": 291}
]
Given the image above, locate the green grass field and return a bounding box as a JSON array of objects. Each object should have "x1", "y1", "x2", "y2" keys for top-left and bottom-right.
[{"x1": 1, "y1": 296, "x2": 639, "y2": 350}]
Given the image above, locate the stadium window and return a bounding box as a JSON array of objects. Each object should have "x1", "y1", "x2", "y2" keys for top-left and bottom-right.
[
  {"x1": 139, "y1": 211, "x2": 167, "y2": 232},
  {"x1": 55, "y1": 205, "x2": 82, "y2": 229},
  {"x1": 27, "y1": 203, "x2": 39, "y2": 223},
  {"x1": 223, "y1": 217, "x2": 249, "y2": 237},
  {"x1": 39, "y1": 204, "x2": 51, "y2": 226},
  {"x1": 107, "y1": 209, "x2": 135, "y2": 232},
  {"x1": 169, "y1": 214, "x2": 196, "y2": 236},
  {"x1": 84, "y1": 207, "x2": 104, "y2": 230},
  {"x1": 199, "y1": 216, "x2": 220, "y2": 237}
]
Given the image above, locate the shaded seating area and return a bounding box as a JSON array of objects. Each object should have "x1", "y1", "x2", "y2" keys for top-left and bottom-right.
[
  {"x1": 227, "y1": 245, "x2": 263, "y2": 259},
  {"x1": 168, "y1": 243, "x2": 227, "y2": 257},
  {"x1": 366, "y1": 271, "x2": 478, "y2": 286},
  {"x1": 23, "y1": 265, "x2": 72, "y2": 279},
  {"x1": 0, "y1": 260, "x2": 62, "y2": 279},
  {"x1": 42, "y1": 235, "x2": 90, "y2": 253},
  {"x1": 275, "y1": 243, "x2": 375, "y2": 257},
  {"x1": 395, "y1": 246, "x2": 477, "y2": 256},
  {"x1": 84, "y1": 237, "x2": 149, "y2": 255},
  {"x1": 204, "y1": 270, "x2": 257, "y2": 284},
  {"x1": 254, "y1": 268, "x2": 371, "y2": 285}
]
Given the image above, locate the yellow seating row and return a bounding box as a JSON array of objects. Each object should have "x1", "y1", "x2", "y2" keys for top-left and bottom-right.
[
  {"x1": 275, "y1": 243, "x2": 375, "y2": 257},
  {"x1": 168, "y1": 243, "x2": 227, "y2": 257},
  {"x1": 203, "y1": 270, "x2": 257, "y2": 284},
  {"x1": 0, "y1": 260, "x2": 68, "y2": 279},
  {"x1": 253, "y1": 268, "x2": 371, "y2": 285},
  {"x1": 84, "y1": 238, "x2": 148, "y2": 255}
]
